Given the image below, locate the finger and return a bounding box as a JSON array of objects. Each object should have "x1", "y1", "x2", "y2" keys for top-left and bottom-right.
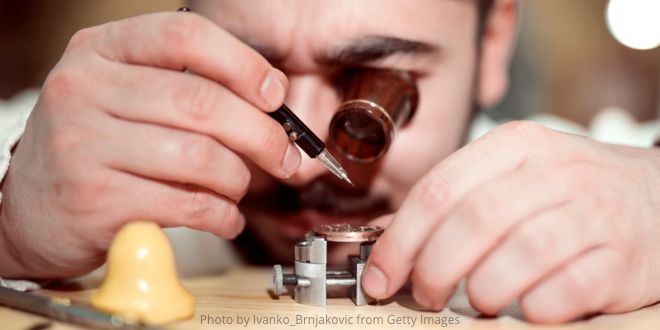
[
  {"x1": 363, "y1": 121, "x2": 547, "y2": 299},
  {"x1": 409, "y1": 167, "x2": 568, "y2": 310},
  {"x1": 95, "y1": 62, "x2": 299, "y2": 178},
  {"x1": 520, "y1": 248, "x2": 624, "y2": 324},
  {"x1": 87, "y1": 12, "x2": 286, "y2": 111},
  {"x1": 97, "y1": 115, "x2": 251, "y2": 202},
  {"x1": 109, "y1": 171, "x2": 246, "y2": 239},
  {"x1": 466, "y1": 204, "x2": 608, "y2": 315}
]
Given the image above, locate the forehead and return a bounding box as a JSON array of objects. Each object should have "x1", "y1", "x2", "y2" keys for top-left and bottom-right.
[{"x1": 192, "y1": 0, "x2": 477, "y2": 66}]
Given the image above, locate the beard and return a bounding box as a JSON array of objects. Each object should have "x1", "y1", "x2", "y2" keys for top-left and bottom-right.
[{"x1": 234, "y1": 169, "x2": 392, "y2": 265}]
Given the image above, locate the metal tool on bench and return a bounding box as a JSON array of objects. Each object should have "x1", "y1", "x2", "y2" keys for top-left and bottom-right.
[
  {"x1": 272, "y1": 223, "x2": 383, "y2": 306},
  {"x1": 0, "y1": 286, "x2": 152, "y2": 330}
]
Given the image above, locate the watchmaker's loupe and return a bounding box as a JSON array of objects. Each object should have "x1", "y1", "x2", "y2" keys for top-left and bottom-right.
[{"x1": 329, "y1": 69, "x2": 418, "y2": 163}]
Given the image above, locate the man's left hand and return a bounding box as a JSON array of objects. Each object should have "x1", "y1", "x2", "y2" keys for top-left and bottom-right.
[{"x1": 363, "y1": 120, "x2": 660, "y2": 323}]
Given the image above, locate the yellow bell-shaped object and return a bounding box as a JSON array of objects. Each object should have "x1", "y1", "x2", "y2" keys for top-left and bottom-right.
[{"x1": 90, "y1": 221, "x2": 195, "y2": 325}]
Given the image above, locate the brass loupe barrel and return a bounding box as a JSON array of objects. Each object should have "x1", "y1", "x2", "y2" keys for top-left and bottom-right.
[{"x1": 329, "y1": 69, "x2": 418, "y2": 163}]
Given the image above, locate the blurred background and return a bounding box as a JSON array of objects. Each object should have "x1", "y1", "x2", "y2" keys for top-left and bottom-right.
[{"x1": 1, "y1": 0, "x2": 658, "y2": 126}]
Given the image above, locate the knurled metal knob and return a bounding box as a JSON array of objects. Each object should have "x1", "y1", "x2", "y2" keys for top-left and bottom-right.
[{"x1": 272, "y1": 265, "x2": 297, "y2": 295}]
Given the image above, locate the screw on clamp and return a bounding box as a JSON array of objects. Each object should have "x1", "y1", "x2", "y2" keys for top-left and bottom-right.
[{"x1": 273, "y1": 264, "x2": 302, "y2": 295}]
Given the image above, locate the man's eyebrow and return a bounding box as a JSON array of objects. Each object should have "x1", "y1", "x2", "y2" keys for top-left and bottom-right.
[
  {"x1": 322, "y1": 36, "x2": 439, "y2": 66},
  {"x1": 245, "y1": 36, "x2": 439, "y2": 67}
]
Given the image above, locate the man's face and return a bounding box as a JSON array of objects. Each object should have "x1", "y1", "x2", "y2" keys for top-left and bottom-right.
[{"x1": 191, "y1": 0, "x2": 482, "y2": 263}]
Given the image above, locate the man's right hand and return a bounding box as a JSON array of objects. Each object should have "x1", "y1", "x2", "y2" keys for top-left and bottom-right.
[{"x1": 0, "y1": 12, "x2": 300, "y2": 278}]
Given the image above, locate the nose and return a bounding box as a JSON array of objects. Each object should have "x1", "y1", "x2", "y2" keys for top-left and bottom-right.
[{"x1": 283, "y1": 74, "x2": 340, "y2": 187}]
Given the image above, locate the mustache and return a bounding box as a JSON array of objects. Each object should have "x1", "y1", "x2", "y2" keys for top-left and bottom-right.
[{"x1": 240, "y1": 174, "x2": 391, "y2": 216}]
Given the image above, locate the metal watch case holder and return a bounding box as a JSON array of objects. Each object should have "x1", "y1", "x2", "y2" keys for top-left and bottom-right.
[{"x1": 272, "y1": 227, "x2": 381, "y2": 306}]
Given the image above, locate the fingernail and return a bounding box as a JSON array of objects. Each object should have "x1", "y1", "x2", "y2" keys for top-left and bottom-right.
[
  {"x1": 362, "y1": 264, "x2": 388, "y2": 299},
  {"x1": 232, "y1": 213, "x2": 246, "y2": 238},
  {"x1": 260, "y1": 69, "x2": 285, "y2": 110},
  {"x1": 412, "y1": 288, "x2": 432, "y2": 308},
  {"x1": 282, "y1": 142, "x2": 301, "y2": 176},
  {"x1": 227, "y1": 213, "x2": 245, "y2": 239}
]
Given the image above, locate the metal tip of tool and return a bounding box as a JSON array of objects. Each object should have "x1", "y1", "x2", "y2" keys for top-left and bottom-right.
[
  {"x1": 343, "y1": 175, "x2": 355, "y2": 187},
  {"x1": 316, "y1": 149, "x2": 356, "y2": 187}
]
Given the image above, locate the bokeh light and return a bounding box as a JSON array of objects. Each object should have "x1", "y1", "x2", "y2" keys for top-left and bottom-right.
[{"x1": 606, "y1": 0, "x2": 660, "y2": 50}]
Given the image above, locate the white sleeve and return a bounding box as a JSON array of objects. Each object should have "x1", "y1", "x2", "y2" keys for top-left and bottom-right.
[
  {"x1": 469, "y1": 107, "x2": 660, "y2": 148},
  {"x1": 0, "y1": 90, "x2": 39, "y2": 205},
  {"x1": 467, "y1": 111, "x2": 589, "y2": 142},
  {"x1": 585, "y1": 107, "x2": 660, "y2": 147}
]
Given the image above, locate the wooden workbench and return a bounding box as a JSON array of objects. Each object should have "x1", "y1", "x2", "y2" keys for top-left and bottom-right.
[{"x1": 2, "y1": 266, "x2": 659, "y2": 329}]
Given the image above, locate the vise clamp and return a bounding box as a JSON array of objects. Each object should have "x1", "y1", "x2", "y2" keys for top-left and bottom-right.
[{"x1": 272, "y1": 224, "x2": 383, "y2": 306}]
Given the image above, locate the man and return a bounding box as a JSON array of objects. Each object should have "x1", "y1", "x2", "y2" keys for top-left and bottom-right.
[{"x1": 1, "y1": 0, "x2": 659, "y2": 324}]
